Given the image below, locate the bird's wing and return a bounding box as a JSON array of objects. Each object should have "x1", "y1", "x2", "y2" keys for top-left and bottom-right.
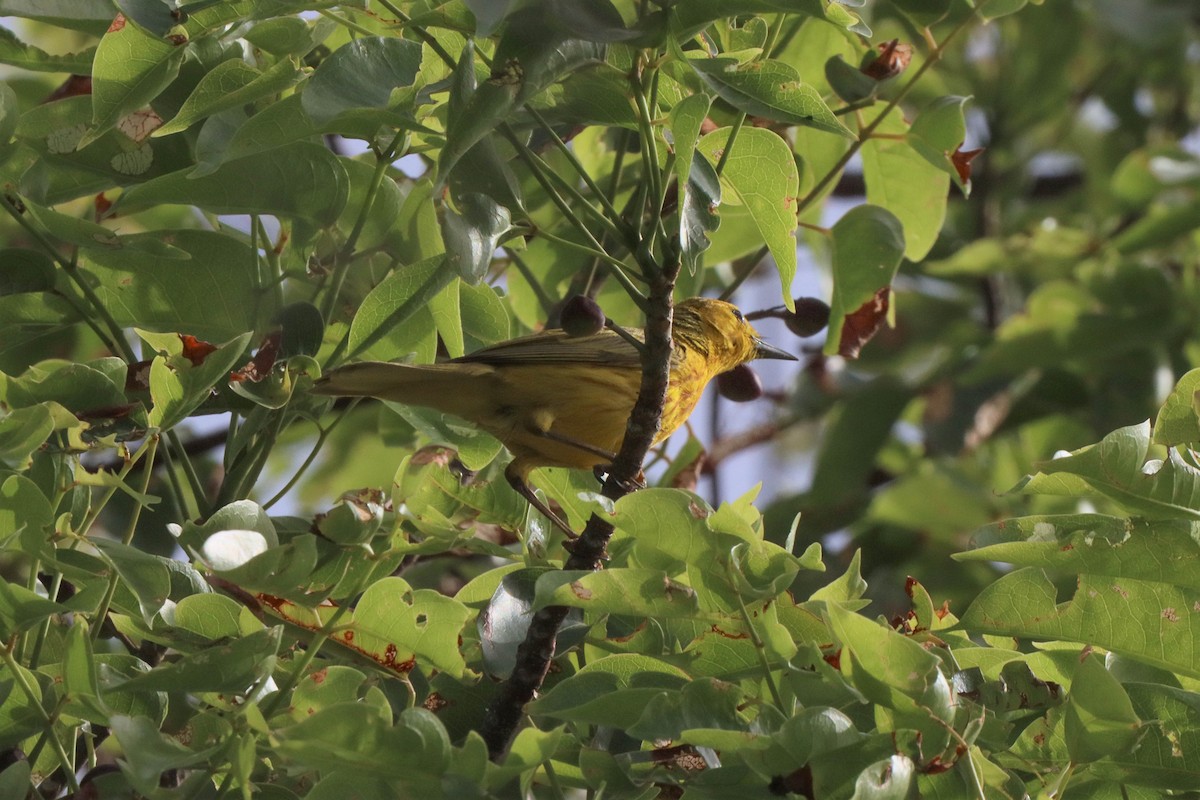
[{"x1": 454, "y1": 328, "x2": 643, "y2": 367}]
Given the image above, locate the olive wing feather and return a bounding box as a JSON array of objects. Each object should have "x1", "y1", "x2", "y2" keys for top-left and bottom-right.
[{"x1": 453, "y1": 328, "x2": 643, "y2": 367}]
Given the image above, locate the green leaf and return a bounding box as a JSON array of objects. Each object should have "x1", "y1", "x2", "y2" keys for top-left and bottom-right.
[
  {"x1": 82, "y1": 16, "x2": 185, "y2": 148},
  {"x1": 0, "y1": 759, "x2": 32, "y2": 800},
  {"x1": 82, "y1": 229, "x2": 264, "y2": 342},
  {"x1": 119, "y1": 627, "x2": 282, "y2": 692},
  {"x1": 63, "y1": 619, "x2": 100, "y2": 700},
  {"x1": 530, "y1": 654, "x2": 691, "y2": 727},
  {"x1": 960, "y1": 568, "x2": 1200, "y2": 679},
  {"x1": 302, "y1": 36, "x2": 423, "y2": 127},
  {"x1": 290, "y1": 665, "x2": 390, "y2": 722},
  {"x1": 191, "y1": 95, "x2": 313, "y2": 177},
  {"x1": 0, "y1": 578, "x2": 65, "y2": 639},
  {"x1": 907, "y1": 95, "x2": 972, "y2": 193},
  {"x1": 461, "y1": 281, "x2": 511, "y2": 350},
  {"x1": 172, "y1": 593, "x2": 245, "y2": 640},
  {"x1": 825, "y1": 205, "x2": 905, "y2": 357},
  {"x1": 440, "y1": 192, "x2": 511, "y2": 282},
  {"x1": 697, "y1": 126, "x2": 798, "y2": 308},
  {"x1": 689, "y1": 57, "x2": 852, "y2": 137},
  {"x1": 824, "y1": 601, "x2": 941, "y2": 707},
  {"x1": 627, "y1": 678, "x2": 748, "y2": 741},
  {"x1": 0, "y1": 657, "x2": 45, "y2": 744},
  {"x1": 0, "y1": 408, "x2": 57, "y2": 471},
  {"x1": 20, "y1": 196, "x2": 189, "y2": 258},
  {"x1": 243, "y1": 16, "x2": 334, "y2": 57},
  {"x1": 276, "y1": 302, "x2": 325, "y2": 358},
  {"x1": 1113, "y1": 201, "x2": 1200, "y2": 254},
  {"x1": 345, "y1": 576, "x2": 472, "y2": 678},
  {"x1": 0, "y1": 0, "x2": 114, "y2": 34},
  {"x1": 958, "y1": 514, "x2": 1200, "y2": 592},
  {"x1": 138, "y1": 330, "x2": 252, "y2": 430},
  {"x1": 1064, "y1": 653, "x2": 1144, "y2": 763},
  {"x1": 479, "y1": 567, "x2": 576, "y2": 678},
  {"x1": 109, "y1": 714, "x2": 222, "y2": 791},
  {"x1": 275, "y1": 705, "x2": 450, "y2": 781},
  {"x1": 667, "y1": 94, "x2": 720, "y2": 271},
  {"x1": 154, "y1": 57, "x2": 302, "y2": 137},
  {"x1": 0, "y1": 474, "x2": 52, "y2": 542},
  {"x1": 92, "y1": 539, "x2": 171, "y2": 623},
  {"x1": 0, "y1": 248, "x2": 55, "y2": 295},
  {"x1": 348, "y1": 256, "x2": 454, "y2": 358},
  {"x1": 533, "y1": 568, "x2": 703, "y2": 619},
  {"x1": 1153, "y1": 367, "x2": 1200, "y2": 446},
  {"x1": 437, "y1": 32, "x2": 604, "y2": 183},
  {"x1": 117, "y1": 142, "x2": 350, "y2": 224},
  {"x1": 0, "y1": 27, "x2": 95, "y2": 73},
  {"x1": 1016, "y1": 421, "x2": 1200, "y2": 520},
  {"x1": 861, "y1": 112, "x2": 949, "y2": 261},
  {"x1": 824, "y1": 55, "x2": 878, "y2": 104},
  {"x1": 4, "y1": 361, "x2": 127, "y2": 415}
]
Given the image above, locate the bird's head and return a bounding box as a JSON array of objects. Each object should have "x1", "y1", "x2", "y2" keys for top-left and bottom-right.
[{"x1": 673, "y1": 298, "x2": 797, "y2": 374}]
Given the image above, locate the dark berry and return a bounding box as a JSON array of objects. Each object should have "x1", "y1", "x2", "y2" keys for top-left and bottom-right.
[
  {"x1": 716, "y1": 364, "x2": 763, "y2": 402},
  {"x1": 560, "y1": 295, "x2": 606, "y2": 337},
  {"x1": 785, "y1": 297, "x2": 831, "y2": 337}
]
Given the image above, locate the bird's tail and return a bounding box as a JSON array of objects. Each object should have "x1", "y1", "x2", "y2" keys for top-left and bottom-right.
[{"x1": 311, "y1": 361, "x2": 492, "y2": 416}]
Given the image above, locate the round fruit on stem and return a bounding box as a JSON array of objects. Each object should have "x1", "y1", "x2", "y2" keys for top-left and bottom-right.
[
  {"x1": 716, "y1": 364, "x2": 763, "y2": 402},
  {"x1": 560, "y1": 295, "x2": 606, "y2": 338}
]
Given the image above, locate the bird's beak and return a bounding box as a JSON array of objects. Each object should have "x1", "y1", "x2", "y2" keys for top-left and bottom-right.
[{"x1": 754, "y1": 339, "x2": 798, "y2": 361}]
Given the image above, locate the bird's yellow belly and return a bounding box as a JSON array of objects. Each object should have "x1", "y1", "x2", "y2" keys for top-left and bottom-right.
[{"x1": 485, "y1": 362, "x2": 706, "y2": 471}]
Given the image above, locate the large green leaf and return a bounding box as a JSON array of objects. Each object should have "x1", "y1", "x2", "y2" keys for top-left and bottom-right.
[
  {"x1": 958, "y1": 514, "x2": 1200, "y2": 591},
  {"x1": 301, "y1": 36, "x2": 423, "y2": 128},
  {"x1": 690, "y1": 57, "x2": 852, "y2": 137},
  {"x1": 825, "y1": 204, "x2": 905, "y2": 358},
  {"x1": 81, "y1": 229, "x2": 265, "y2": 341},
  {"x1": 154, "y1": 57, "x2": 302, "y2": 137},
  {"x1": 348, "y1": 256, "x2": 455, "y2": 359},
  {"x1": 117, "y1": 142, "x2": 350, "y2": 223},
  {"x1": 82, "y1": 15, "x2": 185, "y2": 148},
  {"x1": 697, "y1": 126, "x2": 798, "y2": 308},
  {"x1": 1015, "y1": 421, "x2": 1200, "y2": 520},
  {"x1": 860, "y1": 112, "x2": 949, "y2": 261},
  {"x1": 960, "y1": 568, "x2": 1200, "y2": 679}
]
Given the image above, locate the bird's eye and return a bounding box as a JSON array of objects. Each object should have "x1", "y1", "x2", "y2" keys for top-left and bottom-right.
[{"x1": 733, "y1": 309, "x2": 744, "y2": 323}]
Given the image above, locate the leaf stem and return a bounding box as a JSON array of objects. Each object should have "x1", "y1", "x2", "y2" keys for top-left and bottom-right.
[
  {"x1": 263, "y1": 400, "x2": 358, "y2": 510},
  {"x1": 507, "y1": 250, "x2": 558, "y2": 316},
  {"x1": 526, "y1": 106, "x2": 629, "y2": 239},
  {"x1": 728, "y1": 568, "x2": 786, "y2": 710},
  {"x1": 500, "y1": 127, "x2": 623, "y2": 268},
  {"x1": 321, "y1": 129, "x2": 405, "y2": 323},
  {"x1": 0, "y1": 645, "x2": 79, "y2": 793},
  {"x1": 92, "y1": 436, "x2": 159, "y2": 641}
]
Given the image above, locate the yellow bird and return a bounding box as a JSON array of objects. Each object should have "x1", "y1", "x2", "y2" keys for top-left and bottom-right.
[{"x1": 312, "y1": 297, "x2": 796, "y2": 532}]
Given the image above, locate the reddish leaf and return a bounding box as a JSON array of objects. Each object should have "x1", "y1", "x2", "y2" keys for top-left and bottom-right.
[
  {"x1": 951, "y1": 146, "x2": 984, "y2": 185},
  {"x1": 75, "y1": 403, "x2": 137, "y2": 421},
  {"x1": 862, "y1": 39, "x2": 913, "y2": 81},
  {"x1": 44, "y1": 75, "x2": 92, "y2": 104},
  {"x1": 178, "y1": 334, "x2": 218, "y2": 366},
  {"x1": 230, "y1": 332, "x2": 281, "y2": 383},
  {"x1": 94, "y1": 192, "x2": 113, "y2": 218},
  {"x1": 837, "y1": 287, "x2": 889, "y2": 359},
  {"x1": 107, "y1": 14, "x2": 126, "y2": 32}
]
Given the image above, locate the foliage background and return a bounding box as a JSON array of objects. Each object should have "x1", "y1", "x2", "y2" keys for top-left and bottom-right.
[{"x1": 1, "y1": 0, "x2": 1200, "y2": 798}]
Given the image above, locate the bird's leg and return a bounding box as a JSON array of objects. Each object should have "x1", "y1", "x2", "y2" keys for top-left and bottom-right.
[{"x1": 505, "y1": 461, "x2": 576, "y2": 539}]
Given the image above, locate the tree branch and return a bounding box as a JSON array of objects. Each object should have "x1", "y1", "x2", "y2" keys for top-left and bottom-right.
[{"x1": 479, "y1": 249, "x2": 681, "y2": 760}]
